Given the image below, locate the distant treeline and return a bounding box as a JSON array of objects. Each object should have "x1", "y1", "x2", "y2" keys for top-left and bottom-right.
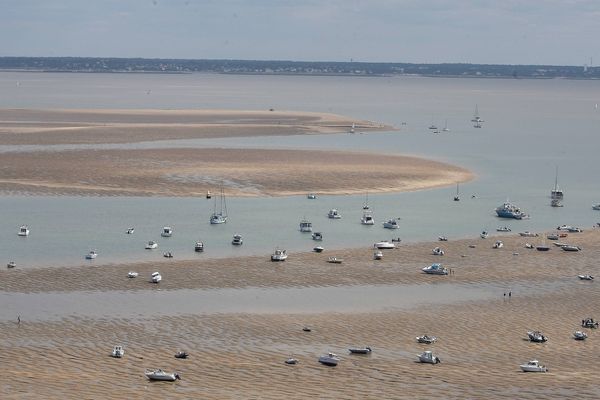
[{"x1": 0, "y1": 57, "x2": 598, "y2": 79}]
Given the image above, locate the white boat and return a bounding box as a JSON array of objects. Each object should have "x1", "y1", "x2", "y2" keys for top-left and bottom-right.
[
  {"x1": 422, "y1": 263, "x2": 448, "y2": 275},
  {"x1": 160, "y1": 226, "x2": 173, "y2": 237},
  {"x1": 348, "y1": 347, "x2": 372, "y2": 354},
  {"x1": 373, "y1": 250, "x2": 383, "y2": 260},
  {"x1": 417, "y1": 350, "x2": 441, "y2": 364},
  {"x1": 546, "y1": 233, "x2": 559, "y2": 240},
  {"x1": 361, "y1": 210, "x2": 374, "y2": 225},
  {"x1": 151, "y1": 271, "x2": 162, "y2": 283},
  {"x1": 383, "y1": 218, "x2": 399, "y2": 229},
  {"x1": 471, "y1": 104, "x2": 484, "y2": 127},
  {"x1": 210, "y1": 186, "x2": 228, "y2": 224},
  {"x1": 127, "y1": 271, "x2": 139, "y2": 278},
  {"x1": 232, "y1": 234, "x2": 243, "y2": 245},
  {"x1": 327, "y1": 256, "x2": 343, "y2": 264},
  {"x1": 17, "y1": 225, "x2": 29, "y2": 236},
  {"x1": 313, "y1": 246, "x2": 324, "y2": 253},
  {"x1": 431, "y1": 247, "x2": 444, "y2": 256},
  {"x1": 307, "y1": 193, "x2": 317, "y2": 199},
  {"x1": 327, "y1": 209, "x2": 342, "y2": 219},
  {"x1": 593, "y1": 203, "x2": 600, "y2": 210},
  {"x1": 7, "y1": 261, "x2": 16, "y2": 269},
  {"x1": 311, "y1": 232, "x2": 323, "y2": 241},
  {"x1": 194, "y1": 241, "x2": 204, "y2": 252},
  {"x1": 285, "y1": 357, "x2": 299, "y2": 365},
  {"x1": 206, "y1": 190, "x2": 211, "y2": 199},
  {"x1": 299, "y1": 218, "x2": 313, "y2": 233},
  {"x1": 111, "y1": 345, "x2": 125, "y2": 358},
  {"x1": 318, "y1": 352, "x2": 340, "y2": 366},
  {"x1": 520, "y1": 360, "x2": 547, "y2": 373},
  {"x1": 519, "y1": 231, "x2": 538, "y2": 237},
  {"x1": 557, "y1": 224, "x2": 573, "y2": 231},
  {"x1": 480, "y1": 231, "x2": 489, "y2": 239},
  {"x1": 416, "y1": 335, "x2": 437, "y2": 344},
  {"x1": 562, "y1": 245, "x2": 581, "y2": 252},
  {"x1": 145, "y1": 241, "x2": 158, "y2": 249},
  {"x1": 527, "y1": 330, "x2": 548, "y2": 343},
  {"x1": 550, "y1": 166, "x2": 563, "y2": 200},
  {"x1": 145, "y1": 369, "x2": 180, "y2": 381},
  {"x1": 573, "y1": 331, "x2": 588, "y2": 340},
  {"x1": 163, "y1": 251, "x2": 174, "y2": 258},
  {"x1": 85, "y1": 250, "x2": 98, "y2": 259},
  {"x1": 126, "y1": 227, "x2": 135, "y2": 234},
  {"x1": 496, "y1": 227, "x2": 511, "y2": 232},
  {"x1": 271, "y1": 248, "x2": 288, "y2": 262},
  {"x1": 374, "y1": 241, "x2": 395, "y2": 249},
  {"x1": 493, "y1": 240, "x2": 503, "y2": 249},
  {"x1": 578, "y1": 275, "x2": 594, "y2": 280}
]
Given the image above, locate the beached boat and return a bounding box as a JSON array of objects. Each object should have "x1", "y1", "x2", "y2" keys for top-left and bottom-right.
[
  {"x1": 313, "y1": 246, "x2": 324, "y2": 253},
  {"x1": 145, "y1": 369, "x2": 180, "y2": 381},
  {"x1": 271, "y1": 248, "x2": 288, "y2": 262},
  {"x1": 210, "y1": 187, "x2": 228, "y2": 224},
  {"x1": 581, "y1": 318, "x2": 599, "y2": 328},
  {"x1": 524, "y1": 243, "x2": 534, "y2": 249},
  {"x1": 373, "y1": 250, "x2": 383, "y2": 260},
  {"x1": 327, "y1": 256, "x2": 343, "y2": 264},
  {"x1": 374, "y1": 241, "x2": 395, "y2": 249},
  {"x1": 163, "y1": 251, "x2": 174, "y2": 258},
  {"x1": 160, "y1": 226, "x2": 173, "y2": 237},
  {"x1": 126, "y1": 227, "x2": 135, "y2": 234},
  {"x1": 496, "y1": 201, "x2": 528, "y2": 219},
  {"x1": 417, "y1": 350, "x2": 441, "y2": 364},
  {"x1": 312, "y1": 232, "x2": 323, "y2": 241},
  {"x1": 519, "y1": 231, "x2": 538, "y2": 237},
  {"x1": 284, "y1": 357, "x2": 298, "y2": 365},
  {"x1": 127, "y1": 271, "x2": 139, "y2": 278},
  {"x1": 536, "y1": 245, "x2": 550, "y2": 252},
  {"x1": 480, "y1": 231, "x2": 489, "y2": 239},
  {"x1": 520, "y1": 360, "x2": 547, "y2": 372},
  {"x1": 194, "y1": 241, "x2": 204, "y2": 252},
  {"x1": 7, "y1": 261, "x2": 16, "y2": 269},
  {"x1": 150, "y1": 271, "x2": 162, "y2": 283},
  {"x1": 299, "y1": 218, "x2": 313, "y2": 233},
  {"x1": 422, "y1": 263, "x2": 448, "y2": 275},
  {"x1": 232, "y1": 234, "x2": 243, "y2": 245},
  {"x1": 573, "y1": 331, "x2": 588, "y2": 340},
  {"x1": 431, "y1": 247, "x2": 444, "y2": 256},
  {"x1": 348, "y1": 347, "x2": 372, "y2": 354},
  {"x1": 493, "y1": 240, "x2": 503, "y2": 249},
  {"x1": 578, "y1": 275, "x2": 594, "y2": 280},
  {"x1": 527, "y1": 330, "x2": 548, "y2": 343},
  {"x1": 307, "y1": 193, "x2": 317, "y2": 199},
  {"x1": 550, "y1": 166, "x2": 564, "y2": 200},
  {"x1": 562, "y1": 245, "x2": 581, "y2": 252},
  {"x1": 145, "y1": 241, "x2": 158, "y2": 249},
  {"x1": 546, "y1": 233, "x2": 559, "y2": 240},
  {"x1": 496, "y1": 227, "x2": 511, "y2": 232},
  {"x1": 17, "y1": 225, "x2": 29, "y2": 236},
  {"x1": 383, "y1": 218, "x2": 399, "y2": 229},
  {"x1": 361, "y1": 210, "x2": 374, "y2": 225},
  {"x1": 174, "y1": 351, "x2": 188, "y2": 359},
  {"x1": 438, "y1": 236, "x2": 448, "y2": 241},
  {"x1": 327, "y1": 209, "x2": 342, "y2": 219},
  {"x1": 557, "y1": 224, "x2": 573, "y2": 231},
  {"x1": 111, "y1": 345, "x2": 125, "y2": 358},
  {"x1": 568, "y1": 227, "x2": 583, "y2": 233},
  {"x1": 318, "y1": 352, "x2": 340, "y2": 366},
  {"x1": 416, "y1": 335, "x2": 437, "y2": 344}
]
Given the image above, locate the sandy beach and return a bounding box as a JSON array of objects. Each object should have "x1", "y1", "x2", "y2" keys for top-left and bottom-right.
[{"x1": 2, "y1": 228, "x2": 600, "y2": 399}]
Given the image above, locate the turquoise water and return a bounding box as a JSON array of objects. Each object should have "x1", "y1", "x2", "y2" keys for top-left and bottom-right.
[{"x1": 1, "y1": 72, "x2": 599, "y2": 268}]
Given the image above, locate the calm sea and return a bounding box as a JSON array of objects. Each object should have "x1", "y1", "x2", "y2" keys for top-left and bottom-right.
[{"x1": 1, "y1": 72, "x2": 599, "y2": 268}]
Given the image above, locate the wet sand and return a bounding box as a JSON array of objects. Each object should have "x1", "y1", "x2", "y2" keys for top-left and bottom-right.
[{"x1": 2, "y1": 229, "x2": 599, "y2": 399}]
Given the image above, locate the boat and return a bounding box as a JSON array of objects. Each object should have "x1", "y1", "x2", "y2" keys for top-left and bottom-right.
[
  {"x1": 210, "y1": 186, "x2": 228, "y2": 224},
  {"x1": 480, "y1": 231, "x2": 489, "y2": 239},
  {"x1": 578, "y1": 275, "x2": 594, "y2": 280},
  {"x1": 471, "y1": 104, "x2": 484, "y2": 127},
  {"x1": 442, "y1": 119, "x2": 450, "y2": 132},
  {"x1": 568, "y1": 226, "x2": 583, "y2": 233},
  {"x1": 111, "y1": 345, "x2": 125, "y2": 358},
  {"x1": 383, "y1": 218, "x2": 399, "y2": 229},
  {"x1": 373, "y1": 250, "x2": 383, "y2": 260},
  {"x1": 85, "y1": 250, "x2": 98, "y2": 259},
  {"x1": 593, "y1": 203, "x2": 600, "y2": 210},
  {"x1": 312, "y1": 232, "x2": 323, "y2": 241},
  {"x1": 361, "y1": 210, "x2": 374, "y2": 225},
  {"x1": 550, "y1": 166, "x2": 564, "y2": 200},
  {"x1": 318, "y1": 352, "x2": 340, "y2": 367},
  {"x1": 573, "y1": 331, "x2": 588, "y2": 340},
  {"x1": 519, "y1": 231, "x2": 538, "y2": 237},
  {"x1": 174, "y1": 351, "x2": 188, "y2": 359},
  {"x1": 299, "y1": 218, "x2": 313, "y2": 232},
  {"x1": 7, "y1": 261, "x2": 16, "y2": 269},
  {"x1": 144, "y1": 369, "x2": 181, "y2": 381},
  {"x1": 307, "y1": 193, "x2": 317, "y2": 199},
  {"x1": 546, "y1": 233, "x2": 559, "y2": 240},
  {"x1": 327, "y1": 257, "x2": 343, "y2": 264},
  {"x1": 524, "y1": 243, "x2": 534, "y2": 249},
  {"x1": 302, "y1": 326, "x2": 312, "y2": 332},
  {"x1": 496, "y1": 201, "x2": 528, "y2": 219},
  {"x1": 163, "y1": 251, "x2": 174, "y2": 258},
  {"x1": 391, "y1": 237, "x2": 402, "y2": 243},
  {"x1": 150, "y1": 271, "x2": 162, "y2": 283},
  {"x1": 422, "y1": 263, "x2": 448, "y2": 275},
  {"x1": 363, "y1": 192, "x2": 370, "y2": 210},
  {"x1": 126, "y1": 227, "x2": 135, "y2": 234},
  {"x1": 417, "y1": 350, "x2": 441, "y2": 364},
  {"x1": 557, "y1": 224, "x2": 573, "y2": 231},
  {"x1": 348, "y1": 347, "x2": 372, "y2": 354},
  {"x1": 206, "y1": 190, "x2": 211, "y2": 199},
  {"x1": 536, "y1": 245, "x2": 550, "y2": 252},
  {"x1": 271, "y1": 248, "x2": 288, "y2": 262},
  {"x1": 453, "y1": 183, "x2": 460, "y2": 201},
  {"x1": 327, "y1": 209, "x2": 342, "y2": 219},
  {"x1": 438, "y1": 236, "x2": 448, "y2": 241},
  {"x1": 416, "y1": 335, "x2": 437, "y2": 344},
  {"x1": 492, "y1": 240, "x2": 503, "y2": 249},
  {"x1": 127, "y1": 271, "x2": 138, "y2": 278},
  {"x1": 194, "y1": 241, "x2": 204, "y2": 252},
  {"x1": 527, "y1": 330, "x2": 548, "y2": 343},
  {"x1": 161, "y1": 226, "x2": 173, "y2": 237},
  {"x1": 232, "y1": 234, "x2": 243, "y2": 245},
  {"x1": 145, "y1": 241, "x2": 158, "y2": 249},
  {"x1": 349, "y1": 122, "x2": 356, "y2": 133},
  {"x1": 431, "y1": 247, "x2": 444, "y2": 256},
  {"x1": 550, "y1": 199, "x2": 563, "y2": 207},
  {"x1": 17, "y1": 225, "x2": 29, "y2": 236},
  {"x1": 562, "y1": 245, "x2": 581, "y2": 252},
  {"x1": 520, "y1": 360, "x2": 548, "y2": 373},
  {"x1": 581, "y1": 318, "x2": 599, "y2": 328},
  {"x1": 374, "y1": 241, "x2": 395, "y2": 249},
  {"x1": 496, "y1": 227, "x2": 511, "y2": 232},
  {"x1": 313, "y1": 246, "x2": 324, "y2": 253},
  {"x1": 285, "y1": 357, "x2": 299, "y2": 365}
]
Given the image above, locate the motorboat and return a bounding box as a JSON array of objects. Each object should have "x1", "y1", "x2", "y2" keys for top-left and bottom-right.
[
  {"x1": 496, "y1": 227, "x2": 511, "y2": 232},
  {"x1": 161, "y1": 226, "x2": 173, "y2": 237},
  {"x1": 151, "y1": 271, "x2": 162, "y2": 283},
  {"x1": 7, "y1": 261, "x2": 16, "y2": 269},
  {"x1": 145, "y1": 241, "x2": 158, "y2": 249},
  {"x1": 210, "y1": 187, "x2": 228, "y2": 224},
  {"x1": 573, "y1": 331, "x2": 588, "y2": 340},
  {"x1": 271, "y1": 248, "x2": 288, "y2": 262},
  {"x1": 562, "y1": 245, "x2": 581, "y2": 252},
  {"x1": 438, "y1": 236, "x2": 448, "y2": 241},
  {"x1": 163, "y1": 251, "x2": 174, "y2": 258},
  {"x1": 348, "y1": 347, "x2": 372, "y2": 354},
  {"x1": 578, "y1": 275, "x2": 594, "y2": 280},
  {"x1": 194, "y1": 241, "x2": 204, "y2": 252},
  {"x1": 361, "y1": 210, "x2": 375, "y2": 225},
  {"x1": 519, "y1": 231, "x2": 538, "y2": 237},
  {"x1": 480, "y1": 231, "x2": 489, "y2": 239},
  {"x1": 593, "y1": 203, "x2": 600, "y2": 211},
  {"x1": 496, "y1": 201, "x2": 528, "y2": 219},
  {"x1": 318, "y1": 352, "x2": 340, "y2": 367},
  {"x1": 546, "y1": 233, "x2": 559, "y2": 240},
  {"x1": 17, "y1": 225, "x2": 29, "y2": 236},
  {"x1": 581, "y1": 318, "x2": 599, "y2": 328},
  {"x1": 422, "y1": 263, "x2": 448, "y2": 275},
  {"x1": 327, "y1": 257, "x2": 343, "y2": 264},
  {"x1": 492, "y1": 240, "x2": 503, "y2": 249},
  {"x1": 327, "y1": 209, "x2": 342, "y2": 219},
  {"x1": 299, "y1": 218, "x2": 313, "y2": 233},
  {"x1": 85, "y1": 250, "x2": 98, "y2": 260},
  {"x1": 416, "y1": 335, "x2": 437, "y2": 344},
  {"x1": 127, "y1": 271, "x2": 139, "y2": 278},
  {"x1": 145, "y1": 369, "x2": 181, "y2": 381},
  {"x1": 285, "y1": 357, "x2": 299, "y2": 365},
  {"x1": 374, "y1": 241, "x2": 395, "y2": 249},
  {"x1": 431, "y1": 247, "x2": 444, "y2": 256},
  {"x1": 174, "y1": 351, "x2": 188, "y2": 359},
  {"x1": 373, "y1": 250, "x2": 383, "y2": 260},
  {"x1": 313, "y1": 246, "x2": 324, "y2": 253},
  {"x1": 111, "y1": 345, "x2": 125, "y2": 358},
  {"x1": 210, "y1": 213, "x2": 227, "y2": 224},
  {"x1": 417, "y1": 350, "x2": 441, "y2": 364},
  {"x1": 527, "y1": 331, "x2": 548, "y2": 343},
  {"x1": 520, "y1": 360, "x2": 547, "y2": 373},
  {"x1": 307, "y1": 193, "x2": 317, "y2": 199},
  {"x1": 232, "y1": 234, "x2": 243, "y2": 245},
  {"x1": 206, "y1": 190, "x2": 211, "y2": 199},
  {"x1": 557, "y1": 224, "x2": 572, "y2": 231},
  {"x1": 383, "y1": 218, "x2": 399, "y2": 229},
  {"x1": 126, "y1": 227, "x2": 135, "y2": 234},
  {"x1": 568, "y1": 227, "x2": 583, "y2": 233},
  {"x1": 312, "y1": 232, "x2": 323, "y2": 241}
]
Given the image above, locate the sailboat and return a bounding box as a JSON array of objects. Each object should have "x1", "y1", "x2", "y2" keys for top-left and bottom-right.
[
  {"x1": 442, "y1": 119, "x2": 450, "y2": 132},
  {"x1": 210, "y1": 186, "x2": 228, "y2": 224},
  {"x1": 471, "y1": 105, "x2": 483, "y2": 128},
  {"x1": 363, "y1": 192, "x2": 370, "y2": 210},
  {"x1": 349, "y1": 123, "x2": 355, "y2": 133},
  {"x1": 550, "y1": 166, "x2": 563, "y2": 200},
  {"x1": 453, "y1": 183, "x2": 460, "y2": 201}
]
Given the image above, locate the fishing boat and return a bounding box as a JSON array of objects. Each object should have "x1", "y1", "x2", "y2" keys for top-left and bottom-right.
[
  {"x1": 453, "y1": 183, "x2": 460, "y2": 201},
  {"x1": 519, "y1": 231, "x2": 538, "y2": 237},
  {"x1": 232, "y1": 234, "x2": 243, "y2": 245},
  {"x1": 422, "y1": 263, "x2": 448, "y2": 275},
  {"x1": 348, "y1": 347, "x2": 372, "y2": 354},
  {"x1": 520, "y1": 360, "x2": 547, "y2": 372},
  {"x1": 85, "y1": 250, "x2": 98, "y2": 260},
  {"x1": 210, "y1": 186, "x2": 228, "y2": 224},
  {"x1": 327, "y1": 256, "x2": 343, "y2": 264},
  {"x1": 194, "y1": 241, "x2": 204, "y2": 252},
  {"x1": 417, "y1": 351, "x2": 441, "y2": 364},
  {"x1": 546, "y1": 233, "x2": 559, "y2": 240},
  {"x1": 383, "y1": 218, "x2": 399, "y2": 229},
  {"x1": 271, "y1": 248, "x2": 288, "y2": 262},
  {"x1": 145, "y1": 369, "x2": 180, "y2": 381},
  {"x1": 327, "y1": 209, "x2": 342, "y2": 219},
  {"x1": 111, "y1": 345, "x2": 125, "y2": 358},
  {"x1": 361, "y1": 210, "x2": 374, "y2": 225},
  {"x1": 160, "y1": 226, "x2": 173, "y2": 237},
  {"x1": 145, "y1": 241, "x2": 158, "y2": 249},
  {"x1": 285, "y1": 357, "x2": 299, "y2": 365},
  {"x1": 151, "y1": 271, "x2": 162, "y2": 283},
  {"x1": 416, "y1": 335, "x2": 437, "y2": 344},
  {"x1": 17, "y1": 225, "x2": 29, "y2": 236},
  {"x1": 438, "y1": 236, "x2": 448, "y2": 241},
  {"x1": 299, "y1": 218, "x2": 313, "y2": 232},
  {"x1": 496, "y1": 201, "x2": 528, "y2": 219},
  {"x1": 318, "y1": 352, "x2": 340, "y2": 366},
  {"x1": 311, "y1": 232, "x2": 323, "y2": 241},
  {"x1": 550, "y1": 166, "x2": 564, "y2": 200}
]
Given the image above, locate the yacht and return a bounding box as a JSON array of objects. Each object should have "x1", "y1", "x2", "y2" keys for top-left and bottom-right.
[
  {"x1": 194, "y1": 241, "x2": 204, "y2": 252},
  {"x1": 111, "y1": 345, "x2": 125, "y2": 358},
  {"x1": 519, "y1": 360, "x2": 547, "y2": 373},
  {"x1": 161, "y1": 226, "x2": 173, "y2": 237},
  {"x1": 299, "y1": 218, "x2": 313, "y2": 232},
  {"x1": 417, "y1": 350, "x2": 441, "y2": 364},
  {"x1": 422, "y1": 263, "x2": 449, "y2": 275},
  {"x1": 374, "y1": 241, "x2": 395, "y2": 249},
  {"x1": 550, "y1": 166, "x2": 563, "y2": 200},
  {"x1": 145, "y1": 369, "x2": 180, "y2": 382},
  {"x1": 145, "y1": 241, "x2": 158, "y2": 249},
  {"x1": 85, "y1": 250, "x2": 98, "y2": 260},
  {"x1": 383, "y1": 218, "x2": 399, "y2": 229},
  {"x1": 210, "y1": 186, "x2": 228, "y2": 224},
  {"x1": 17, "y1": 225, "x2": 29, "y2": 236},
  {"x1": 150, "y1": 271, "x2": 162, "y2": 283},
  {"x1": 312, "y1": 232, "x2": 323, "y2": 241},
  {"x1": 318, "y1": 352, "x2": 340, "y2": 367},
  {"x1": 271, "y1": 248, "x2": 288, "y2": 262},
  {"x1": 361, "y1": 210, "x2": 374, "y2": 225},
  {"x1": 327, "y1": 209, "x2": 342, "y2": 219},
  {"x1": 496, "y1": 201, "x2": 528, "y2": 219},
  {"x1": 232, "y1": 234, "x2": 243, "y2": 245}
]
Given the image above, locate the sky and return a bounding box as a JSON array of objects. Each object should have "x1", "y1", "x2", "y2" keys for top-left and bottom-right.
[{"x1": 1, "y1": 0, "x2": 599, "y2": 66}]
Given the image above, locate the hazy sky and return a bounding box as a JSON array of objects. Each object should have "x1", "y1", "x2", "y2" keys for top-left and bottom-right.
[{"x1": 2, "y1": 0, "x2": 598, "y2": 65}]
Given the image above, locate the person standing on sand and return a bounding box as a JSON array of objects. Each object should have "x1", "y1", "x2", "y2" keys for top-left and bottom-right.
[{"x1": 17, "y1": 315, "x2": 20, "y2": 325}]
